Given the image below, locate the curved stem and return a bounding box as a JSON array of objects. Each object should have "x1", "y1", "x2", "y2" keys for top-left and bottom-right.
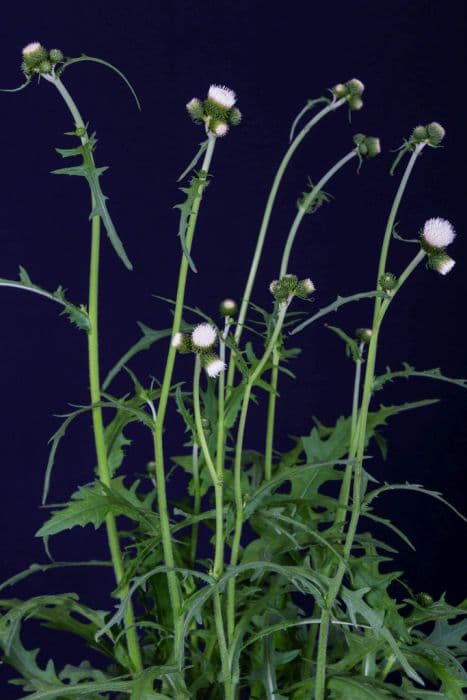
[
  {"x1": 152, "y1": 134, "x2": 216, "y2": 629},
  {"x1": 193, "y1": 355, "x2": 224, "y2": 579},
  {"x1": 226, "y1": 98, "x2": 345, "y2": 392},
  {"x1": 227, "y1": 302, "x2": 289, "y2": 641},
  {"x1": 46, "y1": 74, "x2": 142, "y2": 674}
]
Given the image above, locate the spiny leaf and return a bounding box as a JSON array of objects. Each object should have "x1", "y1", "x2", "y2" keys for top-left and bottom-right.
[
  {"x1": 178, "y1": 139, "x2": 208, "y2": 181},
  {"x1": 364, "y1": 482, "x2": 466, "y2": 522},
  {"x1": 173, "y1": 171, "x2": 210, "y2": 273},
  {"x1": 373, "y1": 362, "x2": 467, "y2": 392},
  {"x1": 290, "y1": 290, "x2": 386, "y2": 335}
]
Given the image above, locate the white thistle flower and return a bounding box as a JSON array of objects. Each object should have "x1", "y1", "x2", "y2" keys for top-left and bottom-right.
[
  {"x1": 422, "y1": 218, "x2": 456, "y2": 249},
  {"x1": 214, "y1": 122, "x2": 229, "y2": 137},
  {"x1": 301, "y1": 278, "x2": 315, "y2": 294},
  {"x1": 191, "y1": 323, "x2": 217, "y2": 349},
  {"x1": 22, "y1": 42, "x2": 43, "y2": 55},
  {"x1": 171, "y1": 332, "x2": 183, "y2": 348},
  {"x1": 208, "y1": 84, "x2": 236, "y2": 108},
  {"x1": 205, "y1": 358, "x2": 226, "y2": 378}
]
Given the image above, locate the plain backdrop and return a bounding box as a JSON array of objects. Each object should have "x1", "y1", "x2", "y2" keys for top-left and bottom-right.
[{"x1": 0, "y1": 0, "x2": 466, "y2": 694}]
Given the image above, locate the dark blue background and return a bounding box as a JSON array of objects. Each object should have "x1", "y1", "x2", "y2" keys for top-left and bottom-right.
[{"x1": 0, "y1": 0, "x2": 466, "y2": 694}]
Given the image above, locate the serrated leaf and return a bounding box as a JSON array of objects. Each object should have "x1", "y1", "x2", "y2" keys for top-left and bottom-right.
[
  {"x1": 290, "y1": 291, "x2": 386, "y2": 335},
  {"x1": 173, "y1": 171, "x2": 210, "y2": 272},
  {"x1": 373, "y1": 362, "x2": 467, "y2": 392}
]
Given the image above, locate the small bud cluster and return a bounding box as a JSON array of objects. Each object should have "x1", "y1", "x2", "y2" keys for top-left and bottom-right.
[
  {"x1": 171, "y1": 322, "x2": 226, "y2": 378},
  {"x1": 270, "y1": 274, "x2": 315, "y2": 302},
  {"x1": 332, "y1": 78, "x2": 365, "y2": 111},
  {"x1": 21, "y1": 42, "x2": 64, "y2": 77},
  {"x1": 411, "y1": 122, "x2": 445, "y2": 147},
  {"x1": 378, "y1": 272, "x2": 398, "y2": 292},
  {"x1": 353, "y1": 133, "x2": 381, "y2": 159},
  {"x1": 420, "y1": 218, "x2": 456, "y2": 275},
  {"x1": 186, "y1": 84, "x2": 241, "y2": 137}
]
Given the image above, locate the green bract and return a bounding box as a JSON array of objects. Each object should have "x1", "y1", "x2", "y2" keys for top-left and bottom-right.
[{"x1": 0, "y1": 47, "x2": 465, "y2": 700}]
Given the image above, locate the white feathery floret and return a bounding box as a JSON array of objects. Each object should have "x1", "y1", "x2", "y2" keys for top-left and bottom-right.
[
  {"x1": 22, "y1": 42, "x2": 43, "y2": 55},
  {"x1": 422, "y1": 218, "x2": 456, "y2": 249},
  {"x1": 214, "y1": 122, "x2": 229, "y2": 137},
  {"x1": 205, "y1": 358, "x2": 226, "y2": 378},
  {"x1": 208, "y1": 84, "x2": 236, "y2": 108},
  {"x1": 191, "y1": 323, "x2": 217, "y2": 348},
  {"x1": 436, "y1": 256, "x2": 456, "y2": 276},
  {"x1": 171, "y1": 332, "x2": 183, "y2": 348}
]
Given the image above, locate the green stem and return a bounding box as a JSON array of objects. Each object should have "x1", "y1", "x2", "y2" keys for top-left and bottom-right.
[
  {"x1": 314, "y1": 148, "x2": 426, "y2": 700},
  {"x1": 152, "y1": 133, "x2": 216, "y2": 628},
  {"x1": 193, "y1": 355, "x2": 224, "y2": 579},
  {"x1": 213, "y1": 590, "x2": 233, "y2": 700},
  {"x1": 264, "y1": 149, "x2": 357, "y2": 480},
  {"x1": 46, "y1": 74, "x2": 142, "y2": 674},
  {"x1": 226, "y1": 98, "x2": 346, "y2": 392},
  {"x1": 190, "y1": 442, "x2": 200, "y2": 565},
  {"x1": 216, "y1": 319, "x2": 230, "y2": 481},
  {"x1": 227, "y1": 302, "x2": 289, "y2": 642}
]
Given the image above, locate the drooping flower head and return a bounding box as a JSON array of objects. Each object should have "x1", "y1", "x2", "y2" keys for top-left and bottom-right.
[
  {"x1": 208, "y1": 84, "x2": 237, "y2": 109},
  {"x1": 421, "y1": 218, "x2": 456, "y2": 251},
  {"x1": 204, "y1": 355, "x2": 226, "y2": 378},
  {"x1": 191, "y1": 323, "x2": 217, "y2": 350},
  {"x1": 429, "y1": 252, "x2": 456, "y2": 276},
  {"x1": 171, "y1": 332, "x2": 192, "y2": 354}
]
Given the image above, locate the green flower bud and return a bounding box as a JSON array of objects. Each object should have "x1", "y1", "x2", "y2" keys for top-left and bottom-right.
[
  {"x1": 228, "y1": 107, "x2": 242, "y2": 126},
  {"x1": 411, "y1": 125, "x2": 428, "y2": 142},
  {"x1": 295, "y1": 278, "x2": 315, "y2": 299},
  {"x1": 415, "y1": 592, "x2": 433, "y2": 608},
  {"x1": 379, "y1": 272, "x2": 398, "y2": 291},
  {"x1": 333, "y1": 83, "x2": 348, "y2": 98},
  {"x1": 75, "y1": 127, "x2": 87, "y2": 138},
  {"x1": 220, "y1": 298, "x2": 237, "y2": 317},
  {"x1": 346, "y1": 78, "x2": 365, "y2": 96},
  {"x1": 147, "y1": 461, "x2": 157, "y2": 477},
  {"x1": 39, "y1": 60, "x2": 53, "y2": 74},
  {"x1": 426, "y1": 121, "x2": 445, "y2": 146},
  {"x1": 356, "y1": 328, "x2": 372, "y2": 344},
  {"x1": 201, "y1": 417, "x2": 212, "y2": 434},
  {"x1": 186, "y1": 98, "x2": 204, "y2": 122},
  {"x1": 171, "y1": 332, "x2": 193, "y2": 354},
  {"x1": 49, "y1": 48, "x2": 64, "y2": 64},
  {"x1": 348, "y1": 95, "x2": 363, "y2": 111},
  {"x1": 354, "y1": 134, "x2": 381, "y2": 159},
  {"x1": 281, "y1": 274, "x2": 299, "y2": 293}
]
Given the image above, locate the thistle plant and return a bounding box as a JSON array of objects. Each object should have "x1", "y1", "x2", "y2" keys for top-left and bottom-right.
[{"x1": 0, "y1": 42, "x2": 466, "y2": 700}]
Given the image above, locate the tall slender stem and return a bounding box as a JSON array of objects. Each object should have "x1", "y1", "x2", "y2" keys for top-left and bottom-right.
[
  {"x1": 45, "y1": 74, "x2": 142, "y2": 674},
  {"x1": 227, "y1": 302, "x2": 289, "y2": 642},
  {"x1": 152, "y1": 134, "x2": 216, "y2": 629},
  {"x1": 226, "y1": 98, "x2": 345, "y2": 392},
  {"x1": 314, "y1": 146, "x2": 426, "y2": 700},
  {"x1": 264, "y1": 150, "x2": 357, "y2": 480},
  {"x1": 190, "y1": 442, "x2": 200, "y2": 565}
]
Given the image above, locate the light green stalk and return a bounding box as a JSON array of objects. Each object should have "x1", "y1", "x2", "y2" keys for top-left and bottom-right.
[
  {"x1": 190, "y1": 442, "x2": 200, "y2": 565},
  {"x1": 264, "y1": 149, "x2": 357, "y2": 480},
  {"x1": 46, "y1": 74, "x2": 142, "y2": 673},
  {"x1": 314, "y1": 145, "x2": 426, "y2": 700},
  {"x1": 152, "y1": 134, "x2": 216, "y2": 629},
  {"x1": 227, "y1": 302, "x2": 289, "y2": 644},
  {"x1": 216, "y1": 319, "x2": 231, "y2": 483},
  {"x1": 226, "y1": 98, "x2": 346, "y2": 392}
]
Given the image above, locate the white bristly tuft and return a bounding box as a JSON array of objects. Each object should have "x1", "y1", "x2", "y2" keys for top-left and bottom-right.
[
  {"x1": 171, "y1": 332, "x2": 183, "y2": 348},
  {"x1": 208, "y1": 84, "x2": 236, "y2": 108},
  {"x1": 422, "y1": 218, "x2": 456, "y2": 249},
  {"x1": 191, "y1": 323, "x2": 217, "y2": 349},
  {"x1": 436, "y1": 256, "x2": 456, "y2": 275},
  {"x1": 205, "y1": 358, "x2": 226, "y2": 378},
  {"x1": 214, "y1": 122, "x2": 229, "y2": 137}
]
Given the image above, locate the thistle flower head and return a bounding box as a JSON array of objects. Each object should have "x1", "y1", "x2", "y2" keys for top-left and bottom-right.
[
  {"x1": 22, "y1": 42, "x2": 44, "y2": 56},
  {"x1": 171, "y1": 332, "x2": 192, "y2": 354},
  {"x1": 421, "y1": 218, "x2": 456, "y2": 250},
  {"x1": 411, "y1": 122, "x2": 445, "y2": 147},
  {"x1": 191, "y1": 323, "x2": 217, "y2": 349},
  {"x1": 379, "y1": 272, "x2": 398, "y2": 292},
  {"x1": 296, "y1": 278, "x2": 316, "y2": 299},
  {"x1": 171, "y1": 332, "x2": 183, "y2": 348},
  {"x1": 203, "y1": 354, "x2": 226, "y2": 378},
  {"x1": 429, "y1": 252, "x2": 456, "y2": 276},
  {"x1": 186, "y1": 97, "x2": 204, "y2": 122},
  {"x1": 208, "y1": 84, "x2": 236, "y2": 109},
  {"x1": 354, "y1": 133, "x2": 381, "y2": 158},
  {"x1": 220, "y1": 298, "x2": 237, "y2": 317},
  {"x1": 213, "y1": 121, "x2": 229, "y2": 137}
]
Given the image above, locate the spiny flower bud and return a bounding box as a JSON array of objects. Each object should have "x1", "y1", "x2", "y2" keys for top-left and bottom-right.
[
  {"x1": 295, "y1": 278, "x2": 316, "y2": 299},
  {"x1": 356, "y1": 328, "x2": 372, "y2": 344},
  {"x1": 202, "y1": 353, "x2": 226, "y2": 378},
  {"x1": 429, "y1": 252, "x2": 456, "y2": 276},
  {"x1": 281, "y1": 274, "x2": 299, "y2": 293},
  {"x1": 346, "y1": 78, "x2": 365, "y2": 96},
  {"x1": 348, "y1": 95, "x2": 363, "y2": 111},
  {"x1": 49, "y1": 48, "x2": 64, "y2": 64},
  {"x1": 228, "y1": 107, "x2": 242, "y2": 126},
  {"x1": 415, "y1": 592, "x2": 433, "y2": 607},
  {"x1": 220, "y1": 298, "x2": 237, "y2": 317},
  {"x1": 186, "y1": 97, "x2": 204, "y2": 122},
  {"x1": 379, "y1": 272, "x2": 398, "y2": 292},
  {"x1": 191, "y1": 323, "x2": 218, "y2": 350},
  {"x1": 22, "y1": 42, "x2": 47, "y2": 65},
  {"x1": 420, "y1": 218, "x2": 456, "y2": 252},
  {"x1": 39, "y1": 60, "x2": 53, "y2": 74},
  {"x1": 354, "y1": 133, "x2": 381, "y2": 158},
  {"x1": 412, "y1": 125, "x2": 428, "y2": 142},
  {"x1": 171, "y1": 332, "x2": 192, "y2": 354},
  {"x1": 426, "y1": 122, "x2": 445, "y2": 146},
  {"x1": 208, "y1": 84, "x2": 236, "y2": 109}
]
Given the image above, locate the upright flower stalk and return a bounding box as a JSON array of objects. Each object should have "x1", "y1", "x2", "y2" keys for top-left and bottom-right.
[
  {"x1": 314, "y1": 140, "x2": 429, "y2": 700},
  {"x1": 43, "y1": 73, "x2": 143, "y2": 673}
]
